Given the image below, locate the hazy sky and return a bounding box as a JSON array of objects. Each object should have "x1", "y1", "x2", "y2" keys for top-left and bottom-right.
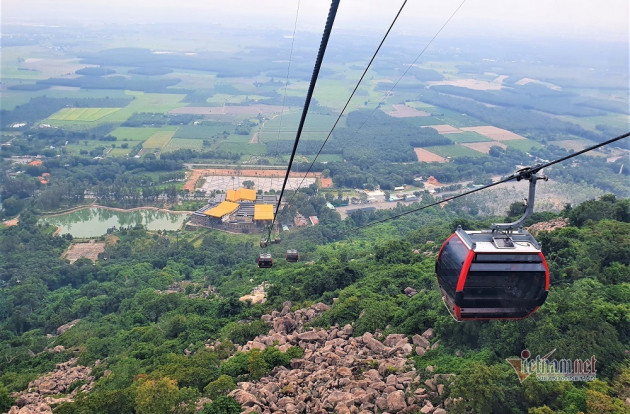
[{"x1": 2, "y1": 0, "x2": 628, "y2": 42}]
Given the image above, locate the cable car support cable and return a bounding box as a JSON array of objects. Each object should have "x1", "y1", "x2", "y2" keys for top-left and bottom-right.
[
  {"x1": 284, "y1": 0, "x2": 409, "y2": 210},
  {"x1": 264, "y1": 0, "x2": 340, "y2": 246},
  {"x1": 285, "y1": 0, "x2": 468, "y2": 211}
]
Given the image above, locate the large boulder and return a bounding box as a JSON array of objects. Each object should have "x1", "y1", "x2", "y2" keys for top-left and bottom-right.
[{"x1": 387, "y1": 390, "x2": 407, "y2": 412}]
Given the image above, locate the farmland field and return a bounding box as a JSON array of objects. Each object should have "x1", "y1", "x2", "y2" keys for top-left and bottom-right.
[
  {"x1": 414, "y1": 147, "x2": 448, "y2": 163},
  {"x1": 261, "y1": 112, "x2": 341, "y2": 132},
  {"x1": 143, "y1": 131, "x2": 175, "y2": 149},
  {"x1": 256, "y1": 131, "x2": 327, "y2": 142},
  {"x1": 164, "y1": 138, "x2": 204, "y2": 152},
  {"x1": 216, "y1": 142, "x2": 266, "y2": 155},
  {"x1": 108, "y1": 147, "x2": 131, "y2": 156},
  {"x1": 387, "y1": 104, "x2": 431, "y2": 118},
  {"x1": 111, "y1": 126, "x2": 177, "y2": 142},
  {"x1": 45, "y1": 91, "x2": 186, "y2": 129},
  {"x1": 446, "y1": 131, "x2": 493, "y2": 143},
  {"x1": 462, "y1": 141, "x2": 507, "y2": 154},
  {"x1": 424, "y1": 144, "x2": 484, "y2": 158},
  {"x1": 49, "y1": 107, "x2": 121, "y2": 121},
  {"x1": 505, "y1": 138, "x2": 543, "y2": 152},
  {"x1": 206, "y1": 93, "x2": 269, "y2": 105},
  {"x1": 460, "y1": 126, "x2": 526, "y2": 141},
  {"x1": 402, "y1": 116, "x2": 445, "y2": 127},
  {"x1": 174, "y1": 124, "x2": 235, "y2": 139}
]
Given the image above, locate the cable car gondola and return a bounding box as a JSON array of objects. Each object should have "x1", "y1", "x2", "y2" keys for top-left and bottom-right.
[
  {"x1": 436, "y1": 173, "x2": 550, "y2": 321},
  {"x1": 286, "y1": 249, "x2": 299, "y2": 262},
  {"x1": 257, "y1": 253, "x2": 273, "y2": 268}
]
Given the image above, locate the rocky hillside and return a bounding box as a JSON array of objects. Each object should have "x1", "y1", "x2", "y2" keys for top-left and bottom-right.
[
  {"x1": 228, "y1": 301, "x2": 452, "y2": 414},
  {"x1": 8, "y1": 358, "x2": 93, "y2": 414}
]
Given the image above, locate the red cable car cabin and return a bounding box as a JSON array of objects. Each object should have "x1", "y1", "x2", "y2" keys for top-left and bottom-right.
[
  {"x1": 286, "y1": 249, "x2": 299, "y2": 262},
  {"x1": 436, "y1": 227, "x2": 549, "y2": 321},
  {"x1": 257, "y1": 253, "x2": 273, "y2": 268}
]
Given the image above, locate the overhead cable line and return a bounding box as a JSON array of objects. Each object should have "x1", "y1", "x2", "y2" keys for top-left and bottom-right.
[
  {"x1": 339, "y1": 131, "x2": 630, "y2": 236},
  {"x1": 284, "y1": 0, "x2": 408, "y2": 209},
  {"x1": 268, "y1": 0, "x2": 340, "y2": 240},
  {"x1": 274, "y1": 0, "x2": 301, "y2": 143},
  {"x1": 349, "y1": 0, "x2": 467, "y2": 140}
]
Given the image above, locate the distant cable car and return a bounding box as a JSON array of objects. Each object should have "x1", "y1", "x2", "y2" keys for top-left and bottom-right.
[
  {"x1": 286, "y1": 249, "x2": 299, "y2": 262},
  {"x1": 436, "y1": 173, "x2": 550, "y2": 321},
  {"x1": 257, "y1": 253, "x2": 273, "y2": 268}
]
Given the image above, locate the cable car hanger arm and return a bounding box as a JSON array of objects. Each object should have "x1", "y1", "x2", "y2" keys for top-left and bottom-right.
[{"x1": 491, "y1": 172, "x2": 547, "y2": 232}]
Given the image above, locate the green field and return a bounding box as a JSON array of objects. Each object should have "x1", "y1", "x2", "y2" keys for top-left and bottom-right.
[
  {"x1": 424, "y1": 144, "x2": 484, "y2": 158},
  {"x1": 49, "y1": 107, "x2": 121, "y2": 121},
  {"x1": 504, "y1": 139, "x2": 543, "y2": 152},
  {"x1": 108, "y1": 147, "x2": 131, "y2": 156},
  {"x1": 431, "y1": 108, "x2": 486, "y2": 128},
  {"x1": 403, "y1": 117, "x2": 446, "y2": 127},
  {"x1": 262, "y1": 111, "x2": 341, "y2": 132},
  {"x1": 216, "y1": 142, "x2": 266, "y2": 155},
  {"x1": 223, "y1": 133, "x2": 255, "y2": 144},
  {"x1": 256, "y1": 131, "x2": 327, "y2": 142},
  {"x1": 405, "y1": 101, "x2": 437, "y2": 110},
  {"x1": 164, "y1": 138, "x2": 204, "y2": 152},
  {"x1": 446, "y1": 131, "x2": 491, "y2": 143},
  {"x1": 143, "y1": 131, "x2": 175, "y2": 149},
  {"x1": 45, "y1": 91, "x2": 186, "y2": 128},
  {"x1": 174, "y1": 124, "x2": 235, "y2": 139},
  {"x1": 111, "y1": 126, "x2": 178, "y2": 141},
  {"x1": 282, "y1": 153, "x2": 342, "y2": 163},
  {"x1": 206, "y1": 93, "x2": 269, "y2": 105}
]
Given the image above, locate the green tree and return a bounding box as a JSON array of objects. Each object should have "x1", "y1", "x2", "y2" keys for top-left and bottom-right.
[
  {"x1": 203, "y1": 375, "x2": 235, "y2": 399},
  {"x1": 0, "y1": 383, "x2": 14, "y2": 413},
  {"x1": 134, "y1": 377, "x2": 197, "y2": 414},
  {"x1": 200, "y1": 395, "x2": 241, "y2": 414}
]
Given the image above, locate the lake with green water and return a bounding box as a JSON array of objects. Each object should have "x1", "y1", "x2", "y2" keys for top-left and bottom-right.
[{"x1": 41, "y1": 208, "x2": 189, "y2": 238}]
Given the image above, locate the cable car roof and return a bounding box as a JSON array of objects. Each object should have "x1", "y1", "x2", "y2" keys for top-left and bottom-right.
[{"x1": 454, "y1": 227, "x2": 542, "y2": 253}]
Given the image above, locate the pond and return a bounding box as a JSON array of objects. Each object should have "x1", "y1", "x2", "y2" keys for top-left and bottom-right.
[{"x1": 41, "y1": 207, "x2": 189, "y2": 238}]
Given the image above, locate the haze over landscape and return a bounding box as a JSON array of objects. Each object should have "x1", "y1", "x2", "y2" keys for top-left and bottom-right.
[{"x1": 0, "y1": 0, "x2": 628, "y2": 413}]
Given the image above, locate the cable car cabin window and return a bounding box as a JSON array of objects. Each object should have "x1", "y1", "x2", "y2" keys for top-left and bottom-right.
[
  {"x1": 437, "y1": 236, "x2": 469, "y2": 297},
  {"x1": 460, "y1": 255, "x2": 547, "y2": 317}
]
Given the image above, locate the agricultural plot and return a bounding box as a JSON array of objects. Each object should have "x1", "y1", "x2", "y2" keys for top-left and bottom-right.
[
  {"x1": 216, "y1": 142, "x2": 266, "y2": 155},
  {"x1": 260, "y1": 112, "x2": 340, "y2": 133},
  {"x1": 170, "y1": 104, "x2": 286, "y2": 116},
  {"x1": 206, "y1": 93, "x2": 269, "y2": 105},
  {"x1": 163, "y1": 138, "x2": 204, "y2": 152},
  {"x1": 405, "y1": 101, "x2": 436, "y2": 110},
  {"x1": 223, "y1": 133, "x2": 256, "y2": 144},
  {"x1": 45, "y1": 92, "x2": 186, "y2": 128},
  {"x1": 387, "y1": 104, "x2": 431, "y2": 118},
  {"x1": 256, "y1": 131, "x2": 327, "y2": 142},
  {"x1": 108, "y1": 148, "x2": 131, "y2": 156},
  {"x1": 174, "y1": 123, "x2": 235, "y2": 139},
  {"x1": 111, "y1": 126, "x2": 177, "y2": 142},
  {"x1": 505, "y1": 139, "x2": 542, "y2": 152},
  {"x1": 287, "y1": 80, "x2": 354, "y2": 109},
  {"x1": 49, "y1": 107, "x2": 121, "y2": 121},
  {"x1": 421, "y1": 124, "x2": 463, "y2": 134},
  {"x1": 280, "y1": 153, "x2": 343, "y2": 163},
  {"x1": 414, "y1": 148, "x2": 448, "y2": 163},
  {"x1": 143, "y1": 131, "x2": 175, "y2": 149},
  {"x1": 460, "y1": 126, "x2": 525, "y2": 141},
  {"x1": 424, "y1": 144, "x2": 484, "y2": 158},
  {"x1": 462, "y1": 141, "x2": 507, "y2": 154},
  {"x1": 446, "y1": 131, "x2": 491, "y2": 143},
  {"x1": 402, "y1": 116, "x2": 445, "y2": 127},
  {"x1": 431, "y1": 108, "x2": 485, "y2": 127}
]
